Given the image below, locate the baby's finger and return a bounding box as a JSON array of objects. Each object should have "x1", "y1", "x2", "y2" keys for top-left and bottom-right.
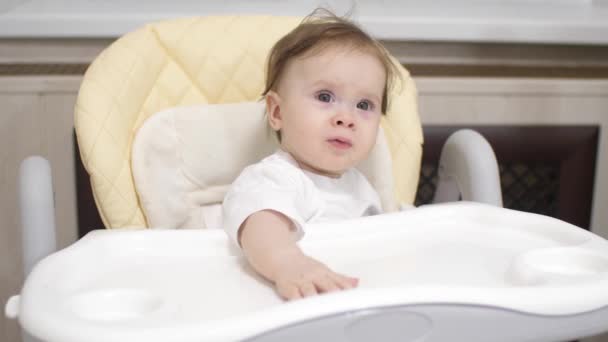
[
  {"x1": 313, "y1": 276, "x2": 340, "y2": 293},
  {"x1": 299, "y1": 282, "x2": 318, "y2": 297},
  {"x1": 331, "y1": 273, "x2": 359, "y2": 290},
  {"x1": 278, "y1": 284, "x2": 301, "y2": 301}
]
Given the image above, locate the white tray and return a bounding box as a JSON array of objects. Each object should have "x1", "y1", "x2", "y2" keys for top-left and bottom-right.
[{"x1": 9, "y1": 203, "x2": 608, "y2": 342}]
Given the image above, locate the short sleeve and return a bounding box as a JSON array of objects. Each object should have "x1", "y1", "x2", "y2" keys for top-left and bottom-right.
[{"x1": 222, "y1": 161, "x2": 319, "y2": 247}]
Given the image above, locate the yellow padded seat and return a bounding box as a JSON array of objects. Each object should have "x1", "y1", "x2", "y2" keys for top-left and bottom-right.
[{"x1": 74, "y1": 15, "x2": 423, "y2": 229}]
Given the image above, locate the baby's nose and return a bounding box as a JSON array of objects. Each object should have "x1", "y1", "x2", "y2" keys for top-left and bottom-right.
[
  {"x1": 333, "y1": 116, "x2": 354, "y2": 128},
  {"x1": 332, "y1": 108, "x2": 355, "y2": 128}
]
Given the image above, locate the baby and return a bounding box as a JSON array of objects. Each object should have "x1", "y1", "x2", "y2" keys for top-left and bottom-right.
[{"x1": 222, "y1": 11, "x2": 398, "y2": 300}]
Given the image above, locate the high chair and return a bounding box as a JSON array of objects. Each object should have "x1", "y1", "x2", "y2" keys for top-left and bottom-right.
[{"x1": 6, "y1": 16, "x2": 608, "y2": 342}]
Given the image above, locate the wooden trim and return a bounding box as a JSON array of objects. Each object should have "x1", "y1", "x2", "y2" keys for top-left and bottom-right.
[
  {"x1": 0, "y1": 38, "x2": 112, "y2": 64},
  {"x1": 0, "y1": 75, "x2": 81, "y2": 92},
  {"x1": 383, "y1": 41, "x2": 608, "y2": 68},
  {"x1": 415, "y1": 78, "x2": 608, "y2": 96},
  {"x1": 4, "y1": 39, "x2": 607, "y2": 68},
  {"x1": 0, "y1": 63, "x2": 88, "y2": 75},
  {"x1": 407, "y1": 64, "x2": 608, "y2": 79},
  {"x1": 1, "y1": 75, "x2": 607, "y2": 95},
  {"x1": 2, "y1": 75, "x2": 608, "y2": 97},
  {"x1": 2, "y1": 63, "x2": 608, "y2": 79},
  {"x1": 2, "y1": 39, "x2": 608, "y2": 78}
]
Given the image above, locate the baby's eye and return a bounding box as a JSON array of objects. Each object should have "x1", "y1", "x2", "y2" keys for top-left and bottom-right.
[
  {"x1": 356, "y1": 100, "x2": 374, "y2": 111},
  {"x1": 316, "y1": 91, "x2": 334, "y2": 103}
]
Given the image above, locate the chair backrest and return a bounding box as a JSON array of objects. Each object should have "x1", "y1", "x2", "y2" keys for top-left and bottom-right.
[{"x1": 74, "y1": 16, "x2": 423, "y2": 228}]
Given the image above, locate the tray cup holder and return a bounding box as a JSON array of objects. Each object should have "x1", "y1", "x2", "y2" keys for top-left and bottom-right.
[
  {"x1": 68, "y1": 289, "x2": 163, "y2": 321},
  {"x1": 507, "y1": 248, "x2": 608, "y2": 286}
]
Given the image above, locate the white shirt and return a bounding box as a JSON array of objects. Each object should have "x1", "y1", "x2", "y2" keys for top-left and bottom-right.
[{"x1": 222, "y1": 150, "x2": 382, "y2": 246}]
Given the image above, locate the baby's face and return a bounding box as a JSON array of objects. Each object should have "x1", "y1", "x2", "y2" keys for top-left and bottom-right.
[{"x1": 266, "y1": 46, "x2": 385, "y2": 178}]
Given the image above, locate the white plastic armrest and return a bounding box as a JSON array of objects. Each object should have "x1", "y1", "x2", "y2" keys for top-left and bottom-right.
[
  {"x1": 433, "y1": 129, "x2": 503, "y2": 207},
  {"x1": 18, "y1": 156, "x2": 57, "y2": 277}
]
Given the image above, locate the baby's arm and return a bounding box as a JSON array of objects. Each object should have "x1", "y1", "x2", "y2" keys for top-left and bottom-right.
[{"x1": 239, "y1": 209, "x2": 358, "y2": 300}]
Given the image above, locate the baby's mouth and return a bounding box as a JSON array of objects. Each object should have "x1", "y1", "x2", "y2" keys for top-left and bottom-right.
[{"x1": 327, "y1": 137, "x2": 353, "y2": 150}]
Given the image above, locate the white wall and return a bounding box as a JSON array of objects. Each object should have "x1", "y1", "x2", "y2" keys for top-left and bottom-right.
[
  {"x1": 0, "y1": 0, "x2": 26, "y2": 12},
  {"x1": 1, "y1": 0, "x2": 608, "y2": 43}
]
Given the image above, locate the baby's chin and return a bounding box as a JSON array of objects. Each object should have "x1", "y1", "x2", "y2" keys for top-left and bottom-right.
[
  {"x1": 318, "y1": 168, "x2": 346, "y2": 178},
  {"x1": 310, "y1": 162, "x2": 355, "y2": 178},
  {"x1": 292, "y1": 152, "x2": 359, "y2": 177}
]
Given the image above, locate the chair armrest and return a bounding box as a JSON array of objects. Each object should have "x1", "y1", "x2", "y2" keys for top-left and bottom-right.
[
  {"x1": 18, "y1": 156, "x2": 57, "y2": 276},
  {"x1": 432, "y1": 129, "x2": 503, "y2": 207}
]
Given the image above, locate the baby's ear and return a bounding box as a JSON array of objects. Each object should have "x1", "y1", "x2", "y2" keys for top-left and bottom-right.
[{"x1": 265, "y1": 91, "x2": 282, "y2": 131}]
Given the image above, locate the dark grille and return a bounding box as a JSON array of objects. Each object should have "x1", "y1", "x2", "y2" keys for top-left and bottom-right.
[
  {"x1": 414, "y1": 164, "x2": 439, "y2": 207},
  {"x1": 415, "y1": 162, "x2": 560, "y2": 217}
]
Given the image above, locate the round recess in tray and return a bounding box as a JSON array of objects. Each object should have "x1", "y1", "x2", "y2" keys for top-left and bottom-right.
[{"x1": 67, "y1": 288, "x2": 164, "y2": 321}]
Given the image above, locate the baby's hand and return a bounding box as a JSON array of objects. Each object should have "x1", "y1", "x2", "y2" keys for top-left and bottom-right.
[
  {"x1": 273, "y1": 251, "x2": 359, "y2": 301},
  {"x1": 237, "y1": 210, "x2": 358, "y2": 301}
]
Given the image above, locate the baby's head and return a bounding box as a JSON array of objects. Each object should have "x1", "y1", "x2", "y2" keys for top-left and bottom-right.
[{"x1": 263, "y1": 10, "x2": 398, "y2": 178}]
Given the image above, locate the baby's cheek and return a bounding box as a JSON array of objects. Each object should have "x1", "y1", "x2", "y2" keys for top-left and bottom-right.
[{"x1": 358, "y1": 110, "x2": 380, "y2": 121}]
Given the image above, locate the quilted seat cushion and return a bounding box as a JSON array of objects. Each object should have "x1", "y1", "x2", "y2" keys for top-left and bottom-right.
[
  {"x1": 74, "y1": 15, "x2": 423, "y2": 229},
  {"x1": 131, "y1": 101, "x2": 397, "y2": 229}
]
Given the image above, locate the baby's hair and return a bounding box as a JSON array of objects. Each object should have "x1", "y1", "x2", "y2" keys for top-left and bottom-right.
[{"x1": 262, "y1": 8, "x2": 400, "y2": 115}]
